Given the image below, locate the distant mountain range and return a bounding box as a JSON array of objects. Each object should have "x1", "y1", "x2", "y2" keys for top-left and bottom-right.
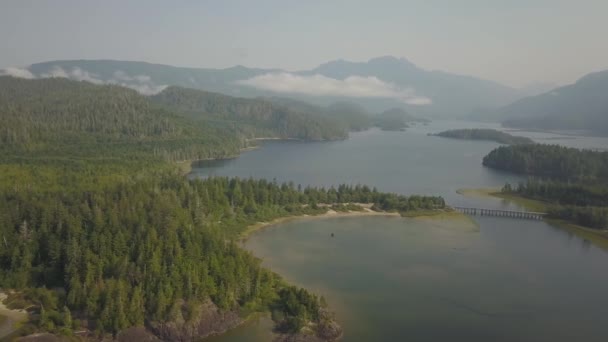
[
  {"x1": 493, "y1": 70, "x2": 608, "y2": 135},
  {"x1": 3, "y1": 57, "x2": 524, "y2": 118},
  {"x1": 7, "y1": 57, "x2": 605, "y2": 134}
]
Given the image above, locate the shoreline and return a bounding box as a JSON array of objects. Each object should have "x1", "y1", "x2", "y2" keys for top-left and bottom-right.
[
  {"x1": 240, "y1": 207, "x2": 465, "y2": 242},
  {"x1": 457, "y1": 187, "x2": 608, "y2": 248},
  {"x1": 240, "y1": 208, "x2": 402, "y2": 241},
  {"x1": 0, "y1": 292, "x2": 28, "y2": 340},
  {"x1": 176, "y1": 145, "x2": 261, "y2": 175}
]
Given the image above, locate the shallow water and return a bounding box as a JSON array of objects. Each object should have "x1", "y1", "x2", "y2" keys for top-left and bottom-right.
[{"x1": 192, "y1": 121, "x2": 608, "y2": 341}]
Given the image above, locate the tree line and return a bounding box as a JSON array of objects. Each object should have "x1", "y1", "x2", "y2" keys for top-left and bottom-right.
[
  {"x1": 433, "y1": 128, "x2": 533, "y2": 145},
  {"x1": 490, "y1": 144, "x2": 608, "y2": 230},
  {"x1": 0, "y1": 173, "x2": 445, "y2": 336},
  {"x1": 483, "y1": 144, "x2": 608, "y2": 182}
]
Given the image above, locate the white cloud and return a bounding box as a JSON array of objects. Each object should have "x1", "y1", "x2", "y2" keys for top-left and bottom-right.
[
  {"x1": 110, "y1": 82, "x2": 167, "y2": 95},
  {"x1": 40, "y1": 66, "x2": 103, "y2": 84},
  {"x1": 237, "y1": 72, "x2": 432, "y2": 105},
  {"x1": 69, "y1": 67, "x2": 105, "y2": 84},
  {"x1": 1, "y1": 67, "x2": 35, "y2": 79},
  {"x1": 37, "y1": 66, "x2": 167, "y2": 95},
  {"x1": 40, "y1": 66, "x2": 69, "y2": 78}
]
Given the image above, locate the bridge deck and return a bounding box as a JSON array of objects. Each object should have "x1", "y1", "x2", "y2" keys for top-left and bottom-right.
[{"x1": 452, "y1": 206, "x2": 547, "y2": 220}]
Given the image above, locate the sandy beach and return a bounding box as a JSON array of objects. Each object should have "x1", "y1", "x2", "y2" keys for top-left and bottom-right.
[
  {"x1": 240, "y1": 207, "x2": 402, "y2": 241},
  {"x1": 0, "y1": 292, "x2": 28, "y2": 340}
]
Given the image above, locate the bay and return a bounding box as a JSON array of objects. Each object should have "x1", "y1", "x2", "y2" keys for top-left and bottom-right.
[{"x1": 194, "y1": 121, "x2": 608, "y2": 341}]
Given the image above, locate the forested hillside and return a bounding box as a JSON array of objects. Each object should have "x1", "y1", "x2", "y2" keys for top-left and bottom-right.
[
  {"x1": 325, "y1": 102, "x2": 372, "y2": 131},
  {"x1": 264, "y1": 98, "x2": 374, "y2": 132},
  {"x1": 484, "y1": 144, "x2": 608, "y2": 230},
  {"x1": 483, "y1": 144, "x2": 608, "y2": 181},
  {"x1": 0, "y1": 76, "x2": 445, "y2": 340},
  {"x1": 151, "y1": 86, "x2": 349, "y2": 141},
  {"x1": 23, "y1": 57, "x2": 523, "y2": 118},
  {"x1": 0, "y1": 76, "x2": 242, "y2": 162}
]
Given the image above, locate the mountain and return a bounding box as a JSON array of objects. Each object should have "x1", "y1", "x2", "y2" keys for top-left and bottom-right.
[
  {"x1": 495, "y1": 70, "x2": 608, "y2": 135},
  {"x1": 262, "y1": 98, "x2": 372, "y2": 132},
  {"x1": 0, "y1": 75, "x2": 243, "y2": 161},
  {"x1": 25, "y1": 59, "x2": 275, "y2": 97},
  {"x1": 150, "y1": 86, "x2": 348, "y2": 141},
  {"x1": 373, "y1": 107, "x2": 428, "y2": 131},
  {"x1": 0, "y1": 76, "x2": 349, "y2": 167},
  {"x1": 305, "y1": 56, "x2": 522, "y2": 116},
  {"x1": 6, "y1": 57, "x2": 523, "y2": 118}
]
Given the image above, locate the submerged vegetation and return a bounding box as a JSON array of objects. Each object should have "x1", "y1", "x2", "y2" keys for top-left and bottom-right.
[
  {"x1": 0, "y1": 76, "x2": 445, "y2": 340},
  {"x1": 432, "y1": 128, "x2": 534, "y2": 145}
]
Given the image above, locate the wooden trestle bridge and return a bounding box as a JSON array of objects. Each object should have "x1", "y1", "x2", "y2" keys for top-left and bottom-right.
[{"x1": 452, "y1": 206, "x2": 546, "y2": 220}]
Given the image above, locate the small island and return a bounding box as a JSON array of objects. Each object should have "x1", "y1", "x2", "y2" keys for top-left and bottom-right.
[
  {"x1": 430, "y1": 128, "x2": 534, "y2": 145},
  {"x1": 373, "y1": 108, "x2": 430, "y2": 131}
]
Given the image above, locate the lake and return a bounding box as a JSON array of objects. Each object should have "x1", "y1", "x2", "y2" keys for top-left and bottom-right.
[{"x1": 194, "y1": 121, "x2": 608, "y2": 341}]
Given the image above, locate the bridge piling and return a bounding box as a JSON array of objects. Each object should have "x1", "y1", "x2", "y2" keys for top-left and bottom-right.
[{"x1": 452, "y1": 206, "x2": 546, "y2": 221}]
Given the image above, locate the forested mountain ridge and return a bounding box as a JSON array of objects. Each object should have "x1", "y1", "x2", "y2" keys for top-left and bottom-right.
[
  {"x1": 151, "y1": 86, "x2": 349, "y2": 141},
  {"x1": 262, "y1": 98, "x2": 373, "y2": 132},
  {"x1": 11, "y1": 57, "x2": 523, "y2": 117},
  {"x1": 0, "y1": 76, "x2": 243, "y2": 162},
  {"x1": 0, "y1": 76, "x2": 349, "y2": 166},
  {"x1": 494, "y1": 70, "x2": 608, "y2": 135},
  {"x1": 0, "y1": 76, "x2": 179, "y2": 141}
]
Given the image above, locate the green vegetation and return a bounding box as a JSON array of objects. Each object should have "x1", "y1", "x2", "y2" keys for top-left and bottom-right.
[
  {"x1": 261, "y1": 99, "x2": 373, "y2": 133},
  {"x1": 373, "y1": 108, "x2": 428, "y2": 131},
  {"x1": 501, "y1": 181, "x2": 608, "y2": 230},
  {"x1": 151, "y1": 86, "x2": 349, "y2": 141},
  {"x1": 483, "y1": 144, "x2": 608, "y2": 182},
  {"x1": 273, "y1": 286, "x2": 321, "y2": 333},
  {"x1": 0, "y1": 76, "x2": 243, "y2": 163},
  {"x1": 26, "y1": 57, "x2": 522, "y2": 119},
  {"x1": 0, "y1": 76, "x2": 445, "y2": 339},
  {"x1": 484, "y1": 144, "x2": 608, "y2": 230},
  {"x1": 433, "y1": 128, "x2": 533, "y2": 145}
]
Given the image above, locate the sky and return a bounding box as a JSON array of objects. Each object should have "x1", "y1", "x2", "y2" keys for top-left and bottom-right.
[{"x1": 1, "y1": 0, "x2": 607, "y2": 88}]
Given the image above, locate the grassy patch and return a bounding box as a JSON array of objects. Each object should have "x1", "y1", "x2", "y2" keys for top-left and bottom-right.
[
  {"x1": 457, "y1": 188, "x2": 549, "y2": 212},
  {"x1": 175, "y1": 160, "x2": 193, "y2": 175},
  {"x1": 459, "y1": 188, "x2": 608, "y2": 249},
  {"x1": 400, "y1": 209, "x2": 460, "y2": 218},
  {"x1": 490, "y1": 192, "x2": 550, "y2": 213}
]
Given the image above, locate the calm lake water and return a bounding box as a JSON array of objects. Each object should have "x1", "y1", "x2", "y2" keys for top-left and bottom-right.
[{"x1": 194, "y1": 121, "x2": 608, "y2": 342}]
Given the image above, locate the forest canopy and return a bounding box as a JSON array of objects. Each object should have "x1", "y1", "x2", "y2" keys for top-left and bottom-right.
[
  {"x1": 0, "y1": 76, "x2": 445, "y2": 339},
  {"x1": 484, "y1": 144, "x2": 608, "y2": 230}
]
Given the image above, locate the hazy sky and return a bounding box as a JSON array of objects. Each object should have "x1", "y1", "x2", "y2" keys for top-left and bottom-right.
[{"x1": 2, "y1": 0, "x2": 607, "y2": 88}]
